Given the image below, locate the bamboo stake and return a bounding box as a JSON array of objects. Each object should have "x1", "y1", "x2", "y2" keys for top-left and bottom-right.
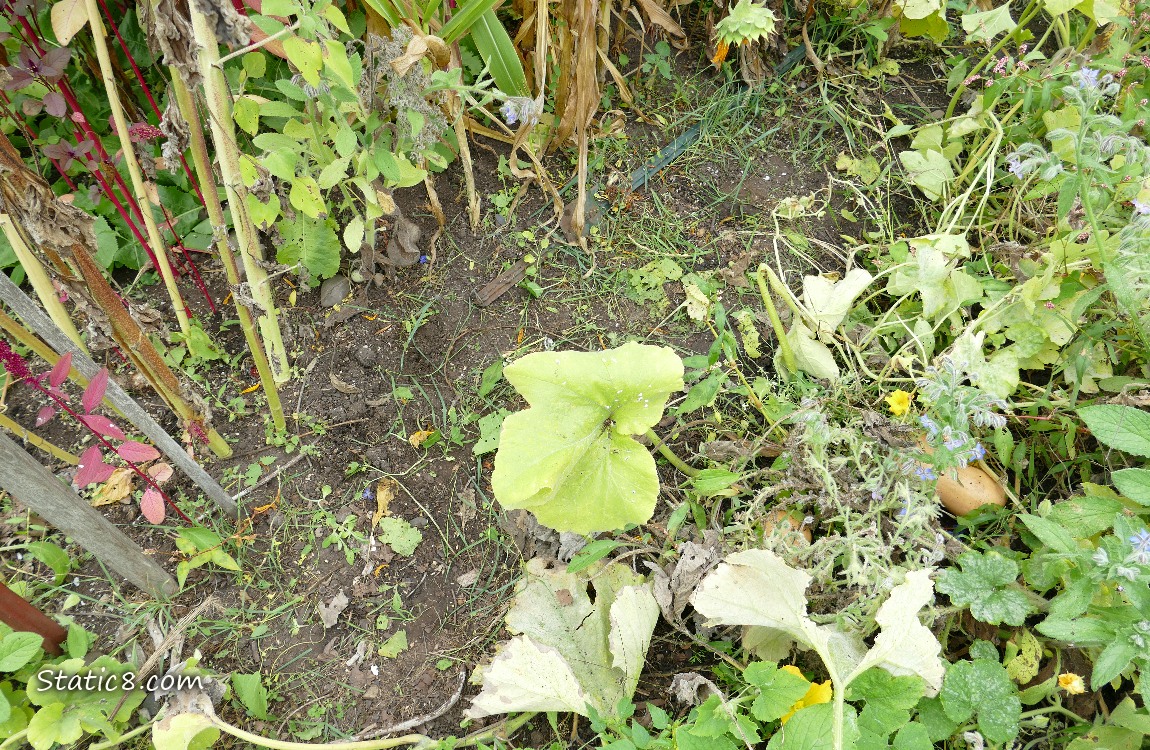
[
  {"x1": 168, "y1": 73, "x2": 286, "y2": 431},
  {"x1": 0, "y1": 431, "x2": 178, "y2": 598},
  {"x1": 189, "y1": 8, "x2": 291, "y2": 385},
  {"x1": 84, "y1": 0, "x2": 192, "y2": 338},
  {"x1": 0, "y1": 214, "x2": 86, "y2": 353},
  {"x1": 0, "y1": 412, "x2": 80, "y2": 465},
  {"x1": 0, "y1": 271, "x2": 237, "y2": 516}
]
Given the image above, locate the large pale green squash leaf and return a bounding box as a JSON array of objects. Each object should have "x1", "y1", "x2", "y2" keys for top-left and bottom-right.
[
  {"x1": 466, "y1": 560, "x2": 659, "y2": 719},
  {"x1": 492, "y1": 342, "x2": 684, "y2": 534},
  {"x1": 692, "y1": 551, "x2": 943, "y2": 695}
]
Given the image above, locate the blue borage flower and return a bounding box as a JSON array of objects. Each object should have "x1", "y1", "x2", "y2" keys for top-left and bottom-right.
[
  {"x1": 1074, "y1": 67, "x2": 1101, "y2": 90},
  {"x1": 1130, "y1": 529, "x2": 1150, "y2": 565},
  {"x1": 500, "y1": 96, "x2": 540, "y2": 127},
  {"x1": 914, "y1": 465, "x2": 938, "y2": 481}
]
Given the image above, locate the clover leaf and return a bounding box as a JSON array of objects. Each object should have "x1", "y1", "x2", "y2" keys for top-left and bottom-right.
[
  {"x1": 491, "y1": 342, "x2": 684, "y2": 534},
  {"x1": 936, "y1": 550, "x2": 1034, "y2": 626}
]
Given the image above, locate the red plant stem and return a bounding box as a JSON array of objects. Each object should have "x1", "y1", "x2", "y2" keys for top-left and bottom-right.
[
  {"x1": 94, "y1": 0, "x2": 206, "y2": 207},
  {"x1": 8, "y1": 369, "x2": 194, "y2": 524},
  {"x1": 0, "y1": 93, "x2": 77, "y2": 190},
  {"x1": 13, "y1": 11, "x2": 212, "y2": 313}
]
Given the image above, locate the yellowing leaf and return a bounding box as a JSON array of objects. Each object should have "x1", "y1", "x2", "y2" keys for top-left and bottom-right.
[
  {"x1": 898, "y1": 149, "x2": 954, "y2": 201},
  {"x1": 683, "y1": 282, "x2": 710, "y2": 321},
  {"x1": 378, "y1": 629, "x2": 408, "y2": 657},
  {"x1": 467, "y1": 560, "x2": 658, "y2": 720},
  {"x1": 408, "y1": 429, "x2": 435, "y2": 448},
  {"x1": 51, "y1": 0, "x2": 89, "y2": 46},
  {"x1": 371, "y1": 478, "x2": 396, "y2": 526},
  {"x1": 91, "y1": 468, "x2": 134, "y2": 507},
  {"x1": 845, "y1": 569, "x2": 945, "y2": 695},
  {"x1": 802, "y1": 268, "x2": 873, "y2": 336}
]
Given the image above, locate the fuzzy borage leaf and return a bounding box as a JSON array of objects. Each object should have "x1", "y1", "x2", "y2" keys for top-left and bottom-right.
[{"x1": 491, "y1": 342, "x2": 684, "y2": 534}]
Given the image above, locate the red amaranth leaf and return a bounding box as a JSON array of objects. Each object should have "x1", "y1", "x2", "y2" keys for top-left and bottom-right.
[
  {"x1": 117, "y1": 441, "x2": 160, "y2": 462},
  {"x1": 82, "y1": 368, "x2": 109, "y2": 412},
  {"x1": 147, "y1": 462, "x2": 174, "y2": 483},
  {"x1": 49, "y1": 352, "x2": 72, "y2": 387},
  {"x1": 140, "y1": 487, "x2": 166, "y2": 524},
  {"x1": 75, "y1": 445, "x2": 116, "y2": 487},
  {"x1": 35, "y1": 406, "x2": 56, "y2": 427},
  {"x1": 79, "y1": 414, "x2": 127, "y2": 441}
]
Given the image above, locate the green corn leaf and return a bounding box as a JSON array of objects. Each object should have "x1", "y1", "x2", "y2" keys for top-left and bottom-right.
[{"x1": 468, "y1": 9, "x2": 530, "y2": 97}]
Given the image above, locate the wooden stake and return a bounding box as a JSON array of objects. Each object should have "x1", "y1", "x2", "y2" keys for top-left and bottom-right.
[
  {"x1": 0, "y1": 581, "x2": 67, "y2": 654},
  {"x1": 0, "y1": 431, "x2": 178, "y2": 598}
]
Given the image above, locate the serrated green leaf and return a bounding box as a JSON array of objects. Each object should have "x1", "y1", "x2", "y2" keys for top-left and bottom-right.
[
  {"x1": 231, "y1": 673, "x2": 269, "y2": 719},
  {"x1": 893, "y1": 722, "x2": 932, "y2": 750},
  {"x1": 766, "y1": 703, "x2": 857, "y2": 750},
  {"x1": 27, "y1": 702, "x2": 82, "y2": 750},
  {"x1": 377, "y1": 517, "x2": 422, "y2": 556},
  {"x1": 1046, "y1": 495, "x2": 1124, "y2": 535},
  {"x1": 0, "y1": 632, "x2": 42, "y2": 671},
  {"x1": 744, "y1": 662, "x2": 812, "y2": 722},
  {"x1": 940, "y1": 660, "x2": 1021, "y2": 744},
  {"x1": 491, "y1": 343, "x2": 684, "y2": 534},
  {"x1": 1037, "y1": 616, "x2": 1113, "y2": 644},
  {"x1": 1018, "y1": 513, "x2": 1078, "y2": 554},
  {"x1": 1091, "y1": 638, "x2": 1139, "y2": 689},
  {"x1": 1112, "y1": 468, "x2": 1150, "y2": 506},
  {"x1": 1078, "y1": 405, "x2": 1150, "y2": 457},
  {"x1": 276, "y1": 216, "x2": 341, "y2": 283},
  {"x1": 936, "y1": 551, "x2": 1033, "y2": 626}
]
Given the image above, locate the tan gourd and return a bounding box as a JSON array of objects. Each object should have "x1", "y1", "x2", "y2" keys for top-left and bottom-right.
[{"x1": 918, "y1": 437, "x2": 1006, "y2": 515}]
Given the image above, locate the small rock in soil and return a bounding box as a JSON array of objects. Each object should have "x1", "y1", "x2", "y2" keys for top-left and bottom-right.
[
  {"x1": 354, "y1": 345, "x2": 378, "y2": 367},
  {"x1": 320, "y1": 275, "x2": 352, "y2": 307},
  {"x1": 366, "y1": 447, "x2": 391, "y2": 471},
  {"x1": 410, "y1": 516, "x2": 428, "y2": 528}
]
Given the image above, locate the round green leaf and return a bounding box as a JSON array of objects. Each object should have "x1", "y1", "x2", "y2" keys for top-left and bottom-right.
[{"x1": 492, "y1": 343, "x2": 684, "y2": 534}]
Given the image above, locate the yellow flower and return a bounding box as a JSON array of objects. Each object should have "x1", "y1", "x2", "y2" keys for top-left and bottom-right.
[
  {"x1": 712, "y1": 40, "x2": 730, "y2": 65},
  {"x1": 1058, "y1": 672, "x2": 1085, "y2": 695},
  {"x1": 779, "y1": 665, "x2": 833, "y2": 724},
  {"x1": 885, "y1": 390, "x2": 912, "y2": 417}
]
